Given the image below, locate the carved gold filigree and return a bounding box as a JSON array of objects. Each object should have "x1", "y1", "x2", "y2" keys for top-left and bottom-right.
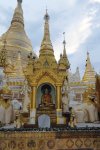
[
  {"x1": 28, "y1": 67, "x2": 63, "y2": 85},
  {"x1": 0, "y1": 99, "x2": 12, "y2": 109}
]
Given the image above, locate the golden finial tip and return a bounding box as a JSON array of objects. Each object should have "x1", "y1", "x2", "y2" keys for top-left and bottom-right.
[
  {"x1": 87, "y1": 51, "x2": 89, "y2": 55},
  {"x1": 17, "y1": 0, "x2": 22, "y2": 3},
  {"x1": 44, "y1": 7, "x2": 50, "y2": 21},
  {"x1": 46, "y1": 6, "x2": 47, "y2": 12}
]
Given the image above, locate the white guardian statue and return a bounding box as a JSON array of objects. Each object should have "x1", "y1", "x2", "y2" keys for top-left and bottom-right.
[
  {"x1": 21, "y1": 80, "x2": 32, "y2": 113},
  {"x1": 61, "y1": 78, "x2": 69, "y2": 113}
]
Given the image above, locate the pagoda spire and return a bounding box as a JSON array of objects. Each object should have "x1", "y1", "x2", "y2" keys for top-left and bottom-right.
[
  {"x1": 9, "y1": 51, "x2": 25, "y2": 80},
  {"x1": 86, "y1": 51, "x2": 93, "y2": 72},
  {"x1": 63, "y1": 32, "x2": 67, "y2": 58},
  {"x1": 17, "y1": 0, "x2": 22, "y2": 2},
  {"x1": 82, "y1": 51, "x2": 96, "y2": 83},
  {"x1": 39, "y1": 8, "x2": 54, "y2": 56},
  {"x1": 62, "y1": 33, "x2": 70, "y2": 69},
  {"x1": 11, "y1": 0, "x2": 24, "y2": 26},
  {"x1": 58, "y1": 53, "x2": 66, "y2": 70}
]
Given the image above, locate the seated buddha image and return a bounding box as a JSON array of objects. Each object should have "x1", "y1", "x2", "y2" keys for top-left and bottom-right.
[
  {"x1": 39, "y1": 84, "x2": 55, "y2": 108},
  {"x1": 41, "y1": 88, "x2": 53, "y2": 105}
]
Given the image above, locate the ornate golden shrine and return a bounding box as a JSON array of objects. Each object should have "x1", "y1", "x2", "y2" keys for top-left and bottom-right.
[
  {"x1": 26, "y1": 67, "x2": 64, "y2": 125},
  {"x1": 24, "y1": 9, "x2": 70, "y2": 126},
  {"x1": 95, "y1": 74, "x2": 100, "y2": 113}
]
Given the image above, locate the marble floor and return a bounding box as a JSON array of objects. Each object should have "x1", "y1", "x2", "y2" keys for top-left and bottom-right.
[{"x1": 0, "y1": 122, "x2": 100, "y2": 129}]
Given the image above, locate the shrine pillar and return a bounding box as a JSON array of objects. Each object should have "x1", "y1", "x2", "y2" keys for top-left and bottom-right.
[
  {"x1": 32, "y1": 84, "x2": 37, "y2": 109},
  {"x1": 27, "y1": 83, "x2": 37, "y2": 125},
  {"x1": 56, "y1": 85, "x2": 61, "y2": 109},
  {"x1": 56, "y1": 83, "x2": 66, "y2": 124}
]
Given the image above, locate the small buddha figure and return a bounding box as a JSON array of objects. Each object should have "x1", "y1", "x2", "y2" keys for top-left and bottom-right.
[
  {"x1": 41, "y1": 88, "x2": 53, "y2": 105},
  {"x1": 14, "y1": 116, "x2": 24, "y2": 128},
  {"x1": 68, "y1": 116, "x2": 74, "y2": 127},
  {"x1": 14, "y1": 108, "x2": 24, "y2": 128},
  {"x1": 73, "y1": 117, "x2": 77, "y2": 127}
]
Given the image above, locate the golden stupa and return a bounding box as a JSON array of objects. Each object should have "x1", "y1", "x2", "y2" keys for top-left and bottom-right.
[
  {"x1": 0, "y1": 0, "x2": 37, "y2": 74},
  {"x1": 82, "y1": 51, "x2": 96, "y2": 83}
]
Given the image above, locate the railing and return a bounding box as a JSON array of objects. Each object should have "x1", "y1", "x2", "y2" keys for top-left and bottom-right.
[{"x1": 0, "y1": 126, "x2": 100, "y2": 132}]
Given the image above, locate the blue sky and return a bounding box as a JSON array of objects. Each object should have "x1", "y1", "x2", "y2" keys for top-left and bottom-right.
[{"x1": 0, "y1": 0, "x2": 100, "y2": 79}]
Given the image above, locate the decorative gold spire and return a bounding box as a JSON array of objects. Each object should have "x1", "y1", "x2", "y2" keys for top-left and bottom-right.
[
  {"x1": 0, "y1": 40, "x2": 8, "y2": 67},
  {"x1": 63, "y1": 32, "x2": 67, "y2": 58},
  {"x1": 9, "y1": 51, "x2": 25, "y2": 79},
  {"x1": 62, "y1": 33, "x2": 70, "y2": 69},
  {"x1": 2, "y1": 83, "x2": 11, "y2": 95},
  {"x1": 82, "y1": 51, "x2": 96, "y2": 83},
  {"x1": 11, "y1": 0, "x2": 24, "y2": 26},
  {"x1": 39, "y1": 8, "x2": 54, "y2": 56},
  {"x1": 17, "y1": 0, "x2": 22, "y2": 3},
  {"x1": 58, "y1": 53, "x2": 66, "y2": 70}
]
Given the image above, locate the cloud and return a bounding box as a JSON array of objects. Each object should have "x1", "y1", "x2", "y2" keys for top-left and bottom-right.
[
  {"x1": 90, "y1": 0, "x2": 100, "y2": 3},
  {"x1": 53, "y1": 11, "x2": 96, "y2": 61},
  {"x1": 92, "y1": 23, "x2": 100, "y2": 28}
]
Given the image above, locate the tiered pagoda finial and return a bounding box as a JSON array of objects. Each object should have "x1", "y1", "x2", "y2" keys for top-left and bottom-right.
[
  {"x1": 17, "y1": 0, "x2": 22, "y2": 3},
  {"x1": 58, "y1": 33, "x2": 70, "y2": 71},
  {"x1": 9, "y1": 51, "x2": 25, "y2": 79},
  {"x1": 87, "y1": 51, "x2": 89, "y2": 55},
  {"x1": 82, "y1": 51, "x2": 96, "y2": 83},
  {"x1": 61, "y1": 32, "x2": 70, "y2": 69},
  {"x1": 35, "y1": 8, "x2": 58, "y2": 71},
  {"x1": 39, "y1": 8, "x2": 54, "y2": 56},
  {"x1": 58, "y1": 53, "x2": 66, "y2": 70},
  {"x1": 11, "y1": 0, "x2": 24, "y2": 26},
  {"x1": 44, "y1": 7, "x2": 50, "y2": 22},
  {"x1": 63, "y1": 32, "x2": 67, "y2": 58}
]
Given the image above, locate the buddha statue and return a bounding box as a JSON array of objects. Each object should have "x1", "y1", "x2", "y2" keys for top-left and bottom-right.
[
  {"x1": 68, "y1": 116, "x2": 74, "y2": 127},
  {"x1": 41, "y1": 88, "x2": 53, "y2": 105}
]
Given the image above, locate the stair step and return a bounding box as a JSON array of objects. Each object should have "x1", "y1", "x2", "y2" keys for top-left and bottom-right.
[
  {"x1": 51, "y1": 119, "x2": 56, "y2": 122},
  {"x1": 37, "y1": 111, "x2": 56, "y2": 113},
  {"x1": 37, "y1": 114, "x2": 56, "y2": 116},
  {"x1": 37, "y1": 115, "x2": 56, "y2": 118}
]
